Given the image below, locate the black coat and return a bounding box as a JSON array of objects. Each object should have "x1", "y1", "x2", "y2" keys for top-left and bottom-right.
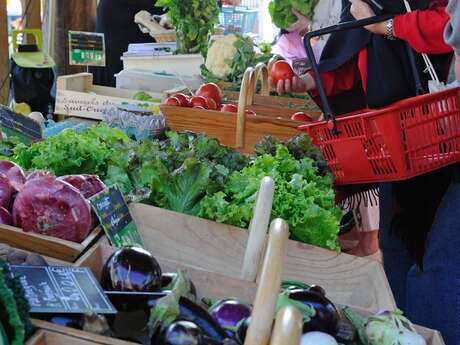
[{"x1": 90, "y1": 0, "x2": 164, "y2": 87}]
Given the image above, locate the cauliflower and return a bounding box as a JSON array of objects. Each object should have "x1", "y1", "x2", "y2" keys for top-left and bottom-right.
[{"x1": 205, "y1": 34, "x2": 239, "y2": 79}]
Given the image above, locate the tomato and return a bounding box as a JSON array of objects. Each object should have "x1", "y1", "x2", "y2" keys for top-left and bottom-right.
[
  {"x1": 196, "y1": 83, "x2": 223, "y2": 106},
  {"x1": 221, "y1": 104, "x2": 238, "y2": 113},
  {"x1": 245, "y1": 109, "x2": 256, "y2": 116},
  {"x1": 291, "y1": 112, "x2": 313, "y2": 122},
  {"x1": 190, "y1": 96, "x2": 208, "y2": 109},
  {"x1": 173, "y1": 93, "x2": 190, "y2": 107},
  {"x1": 271, "y1": 61, "x2": 295, "y2": 84},
  {"x1": 206, "y1": 97, "x2": 218, "y2": 110},
  {"x1": 165, "y1": 97, "x2": 180, "y2": 106}
]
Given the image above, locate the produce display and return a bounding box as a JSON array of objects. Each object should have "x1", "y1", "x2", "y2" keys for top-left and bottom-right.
[
  {"x1": 6, "y1": 124, "x2": 340, "y2": 250},
  {"x1": 202, "y1": 34, "x2": 272, "y2": 88},
  {"x1": 29, "y1": 246, "x2": 427, "y2": 345}
]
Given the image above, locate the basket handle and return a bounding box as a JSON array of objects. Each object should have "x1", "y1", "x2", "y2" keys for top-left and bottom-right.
[
  {"x1": 241, "y1": 176, "x2": 275, "y2": 282},
  {"x1": 303, "y1": 15, "x2": 392, "y2": 134},
  {"x1": 12, "y1": 29, "x2": 43, "y2": 53},
  {"x1": 269, "y1": 306, "x2": 303, "y2": 345},
  {"x1": 243, "y1": 219, "x2": 289, "y2": 345},
  {"x1": 236, "y1": 67, "x2": 254, "y2": 148}
]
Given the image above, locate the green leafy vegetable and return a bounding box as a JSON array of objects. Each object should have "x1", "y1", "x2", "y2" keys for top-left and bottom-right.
[
  {"x1": 14, "y1": 125, "x2": 129, "y2": 178},
  {"x1": 268, "y1": 0, "x2": 319, "y2": 29},
  {"x1": 155, "y1": 0, "x2": 220, "y2": 56},
  {"x1": 0, "y1": 260, "x2": 32, "y2": 345},
  {"x1": 200, "y1": 145, "x2": 341, "y2": 250}
]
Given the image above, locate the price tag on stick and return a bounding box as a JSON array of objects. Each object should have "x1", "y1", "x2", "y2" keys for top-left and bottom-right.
[
  {"x1": 10, "y1": 265, "x2": 116, "y2": 314},
  {"x1": 89, "y1": 186, "x2": 144, "y2": 248}
]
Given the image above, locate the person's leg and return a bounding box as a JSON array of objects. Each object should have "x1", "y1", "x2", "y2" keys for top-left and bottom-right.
[
  {"x1": 379, "y1": 183, "x2": 414, "y2": 308},
  {"x1": 405, "y1": 182, "x2": 460, "y2": 345},
  {"x1": 349, "y1": 201, "x2": 379, "y2": 257},
  {"x1": 349, "y1": 231, "x2": 379, "y2": 257}
]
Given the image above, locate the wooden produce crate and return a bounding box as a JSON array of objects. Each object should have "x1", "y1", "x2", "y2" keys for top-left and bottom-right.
[
  {"x1": 161, "y1": 63, "x2": 321, "y2": 154},
  {"x1": 0, "y1": 225, "x2": 102, "y2": 262},
  {"x1": 122, "y1": 199, "x2": 395, "y2": 312},
  {"x1": 52, "y1": 220, "x2": 289, "y2": 345},
  {"x1": 55, "y1": 73, "x2": 163, "y2": 121}
]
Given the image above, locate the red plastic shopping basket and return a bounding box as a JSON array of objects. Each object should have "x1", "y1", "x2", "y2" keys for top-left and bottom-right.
[{"x1": 299, "y1": 16, "x2": 460, "y2": 185}]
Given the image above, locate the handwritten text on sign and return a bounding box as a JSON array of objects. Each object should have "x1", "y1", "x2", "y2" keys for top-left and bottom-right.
[{"x1": 11, "y1": 265, "x2": 116, "y2": 314}]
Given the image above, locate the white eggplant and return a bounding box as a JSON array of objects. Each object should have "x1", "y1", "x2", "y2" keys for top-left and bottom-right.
[{"x1": 300, "y1": 331, "x2": 338, "y2": 345}]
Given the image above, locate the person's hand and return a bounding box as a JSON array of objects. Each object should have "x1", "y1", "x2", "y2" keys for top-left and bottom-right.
[
  {"x1": 349, "y1": 0, "x2": 386, "y2": 34},
  {"x1": 286, "y1": 8, "x2": 312, "y2": 34},
  {"x1": 269, "y1": 74, "x2": 315, "y2": 94}
]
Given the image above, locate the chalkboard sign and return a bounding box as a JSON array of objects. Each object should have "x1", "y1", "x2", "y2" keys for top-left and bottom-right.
[
  {"x1": 10, "y1": 265, "x2": 116, "y2": 314},
  {"x1": 68, "y1": 31, "x2": 106, "y2": 66},
  {"x1": 0, "y1": 105, "x2": 43, "y2": 144},
  {"x1": 89, "y1": 186, "x2": 144, "y2": 248}
]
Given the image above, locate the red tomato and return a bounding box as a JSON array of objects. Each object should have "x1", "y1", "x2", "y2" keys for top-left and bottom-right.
[
  {"x1": 291, "y1": 112, "x2": 313, "y2": 122},
  {"x1": 221, "y1": 104, "x2": 238, "y2": 113},
  {"x1": 165, "y1": 97, "x2": 180, "y2": 106},
  {"x1": 190, "y1": 96, "x2": 208, "y2": 109},
  {"x1": 245, "y1": 109, "x2": 256, "y2": 116},
  {"x1": 196, "y1": 83, "x2": 223, "y2": 106},
  {"x1": 271, "y1": 61, "x2": 295, "y2": 84},
  {"x1": 206, "y1": 98, "x2": 218, "y2": 110},
  {"x1": 173, "y1": 93, "x2": 190, "y2": 107}
]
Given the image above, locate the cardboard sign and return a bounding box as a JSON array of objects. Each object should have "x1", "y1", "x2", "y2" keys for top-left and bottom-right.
[
  {"x1": 0, "y1": 105, "x2": 43, "y2": 144},
  {"x1": 68, "y1": 31, "x2": 106, "y2": 67},
  {"x1": 90, "y1": 187, "x2": 144, "y2": 248},
  {"x1": 11, "y1": 265, "x2": 116, "y2": 314}
]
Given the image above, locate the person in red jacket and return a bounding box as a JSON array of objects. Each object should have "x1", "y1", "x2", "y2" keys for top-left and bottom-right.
[{"x1": 272, "y1": 1, "x2": 459, "y2": 343}]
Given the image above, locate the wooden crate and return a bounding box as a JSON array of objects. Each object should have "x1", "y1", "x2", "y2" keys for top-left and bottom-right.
[
  {"x1": 0, "y1": 224, "x2": 102, "y2": 262},
  {"x1": 38, "y1": 220, "x2": 289, "y2": 345},
  {"x1": 78, "y1": 242, "x2": 443, "y2": 345},
  {"x1": 55, "y1": 73, "x2": 163, "y2": 121},
  {"x1": 117, "y1": 202, "x2": 395, "y2": 312},
  {"x1": 161, "y1": 64, "x2": 321, "y2": 154}
]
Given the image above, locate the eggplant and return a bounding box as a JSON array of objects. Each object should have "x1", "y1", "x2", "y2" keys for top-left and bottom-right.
[
  {"x1": 209, "y1": 299, "x2": 251, "y2": 330},
  {"x1": 288, "y1": 290, "x2": 340, "y2": 336},
  {"x1": 235, "y1": 317, "x2": 250, "y2": 345},
  {"x1": 156, "y1": 320, "x2": 203, "y2": 345},
  {"x1": 147, "y1": 297, "x2": 228, "y2": 343},
  {"x1": 101, "y1": 246, "x2": 162, "y2": 292},
  {"x1": 38, "y1": 314, "x2": 84, "y2": 329}
]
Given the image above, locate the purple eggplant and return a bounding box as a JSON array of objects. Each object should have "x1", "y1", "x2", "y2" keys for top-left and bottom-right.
[
  {"x1": 288, "y1": 290, "x2": 340, "y2": 336},
  {"x1": 209, "y1": 299, "x2": 251, "y2": 330},
  {"x1": 156, "y1": 320, "x2": 203, "y2": 345},
  {"x1": 235, "y1": 317, "x2": 250, "y2": 345},
  {"x1": 101, "y1": 246, "x2": 162, "y2": 292}
]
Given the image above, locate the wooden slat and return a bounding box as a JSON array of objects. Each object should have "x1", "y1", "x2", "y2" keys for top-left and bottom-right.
[
  {"x1": 0, "y1": 224, "x2": 102, "y2": 262},
  {"x1": 127, "y1": 203, "x2": 395, "y2": 312},
  {"x1": 0, "y1": 0, "x2": 9, "y2": 105},
  {"x1": 31, "y1": 321, "x2": 136, "y2": 345}
]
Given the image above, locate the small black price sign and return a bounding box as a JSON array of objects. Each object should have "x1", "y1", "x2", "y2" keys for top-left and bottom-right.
[
  {"x1": 11, "y1": 265, "x2": 116, "y2": 314},
  {"x1": 69, "y1": 31, "x2": 106, "y2": 67},
  {"x1": 0, "y1": 105, "x2": 42, "y2": 144},
  {"x1": 89, "y1": 186, "x2": 144, "y2": 248}
]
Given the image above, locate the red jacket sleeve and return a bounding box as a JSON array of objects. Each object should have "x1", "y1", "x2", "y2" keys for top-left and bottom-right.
[
  {"x1": 393, "y1": 1, "x2": 452, "y2": 54},
  {"x1": 309, "y1": 58, "x2": 358, "y2": 97}
]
